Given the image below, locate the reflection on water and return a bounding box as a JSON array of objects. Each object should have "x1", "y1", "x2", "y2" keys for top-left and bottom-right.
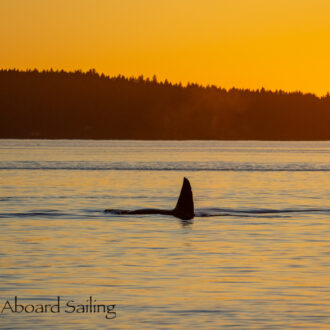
[{"x1": 0, "y1": 140, "x2": 329, "y2": 329}]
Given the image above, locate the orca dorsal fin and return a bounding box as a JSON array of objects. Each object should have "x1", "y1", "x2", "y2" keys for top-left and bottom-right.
[{"x1": 173, "y1": 177, "x2": 194, "y2": 220}]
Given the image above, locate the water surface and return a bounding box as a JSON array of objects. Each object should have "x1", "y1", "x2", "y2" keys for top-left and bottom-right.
[{"x1": 0, "y1": 140, "x2": 329, "y2": 329}]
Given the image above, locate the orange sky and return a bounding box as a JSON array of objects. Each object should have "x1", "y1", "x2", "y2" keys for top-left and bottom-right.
[{"x1": 1, "y1": 0, "x2": 329, "y2": 95}]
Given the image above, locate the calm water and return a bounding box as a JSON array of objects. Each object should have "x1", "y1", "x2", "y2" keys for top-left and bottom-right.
[{"x1": 0, "y1": 140, "x2": 329, "y2": 329}]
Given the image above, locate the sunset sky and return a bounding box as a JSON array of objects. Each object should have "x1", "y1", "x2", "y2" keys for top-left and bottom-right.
[{"x1": 1, "y1": 0, "x2": 329, "y2": 95}]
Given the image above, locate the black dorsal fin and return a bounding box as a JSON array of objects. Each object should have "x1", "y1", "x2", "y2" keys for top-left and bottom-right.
[{"x1": 173, "y1": 177, "x2": 194, "y2": 220}]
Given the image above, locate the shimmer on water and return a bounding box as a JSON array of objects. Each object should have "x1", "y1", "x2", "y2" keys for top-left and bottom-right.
[{"x1": 0, "y1": 140, "x2": 329, "y2": 328}]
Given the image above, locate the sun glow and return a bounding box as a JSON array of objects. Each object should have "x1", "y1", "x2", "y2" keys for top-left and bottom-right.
[{"x1": 1, "y1": 0, "x2": 329, "y2": 95}]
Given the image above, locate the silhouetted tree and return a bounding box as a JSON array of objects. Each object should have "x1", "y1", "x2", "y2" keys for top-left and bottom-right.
[{"x1": 0, "y1": 68, "x2": 329, "y2": 140}]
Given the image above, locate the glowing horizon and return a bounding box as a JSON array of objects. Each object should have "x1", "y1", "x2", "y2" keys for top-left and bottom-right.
[{"x1": 1, "y1": 0, "x2": 330, "y2": 96}]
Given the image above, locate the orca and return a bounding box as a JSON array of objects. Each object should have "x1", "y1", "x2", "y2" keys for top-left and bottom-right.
[{"x1": 104, "y1": 177, "x2": 195, "y2": 220}]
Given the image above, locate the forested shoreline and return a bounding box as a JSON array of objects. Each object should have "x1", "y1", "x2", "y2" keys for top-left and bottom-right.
[{"x1": 1, "y1": 69, "x2": 329, "y2": 140}]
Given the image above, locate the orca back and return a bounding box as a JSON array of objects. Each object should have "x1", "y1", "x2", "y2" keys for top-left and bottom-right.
[{"x1": 172, "y1": 177, "x2": 194, "y2": 220}]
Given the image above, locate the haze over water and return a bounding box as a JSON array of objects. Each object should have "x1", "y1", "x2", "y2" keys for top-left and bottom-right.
[{"x1": 0, "y1": 140, "x2": 329, "y2": 329}]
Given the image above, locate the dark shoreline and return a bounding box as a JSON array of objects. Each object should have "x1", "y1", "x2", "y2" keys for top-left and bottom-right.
[
  {"x1": 1, "y1": 69, "x2": 329, "y2": 141},
  {"x1": 0, "y1": 137, "x2": 330, "y2": 142}
]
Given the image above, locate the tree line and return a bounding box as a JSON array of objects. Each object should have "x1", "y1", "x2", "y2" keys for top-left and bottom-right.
[{"x1": 1, "y1": 68, "x2": 329, "y2": 140}]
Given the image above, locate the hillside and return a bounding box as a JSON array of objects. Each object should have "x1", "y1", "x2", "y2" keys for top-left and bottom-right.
[{"x1": 1, "y1": 69, "x2": 329, "y2": 140}]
